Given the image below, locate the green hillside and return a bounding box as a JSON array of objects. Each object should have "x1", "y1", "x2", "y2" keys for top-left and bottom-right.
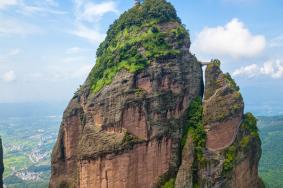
[
  {"x1": 0, "y1": 112, "x2": 282, "y2": 187},
  {"x1": 0, "y1": 116, "x2": 60, "y2": 188},
  {"x1": 258, "y1": 116, "x2": 283, "y2": 188}
]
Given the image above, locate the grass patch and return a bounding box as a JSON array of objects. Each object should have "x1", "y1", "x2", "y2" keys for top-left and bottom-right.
[
  {"x1": 161, "y1": 178, "x2": 175, "y2": 188},
  {"x1": 223, "y1": 145, "x2": 236, "y2": 172},
  {"x1": 88, "y1": 0, "x2": 189, "y2": 93},
  {"x1": 181, "y1": 97, "x2": 206, "y2": 163}
]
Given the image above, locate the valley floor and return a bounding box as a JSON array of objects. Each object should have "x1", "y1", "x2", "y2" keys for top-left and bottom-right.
[{"x1": 0, "y1": 115, "x2": 282, "y2": 188}]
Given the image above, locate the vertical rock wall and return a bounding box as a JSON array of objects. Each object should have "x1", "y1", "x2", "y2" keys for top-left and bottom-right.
[
  {"x1": 0, "y1": 138, "x2": 4, "y2": 188},
  {"x1": 49, "y1": 21, "x2": 204, "y2": 187},
  {"x1": 175, "y1": 61, "x2": 262, "y2": 188},
  {"x1": 49, "y1": 1, "x2": 262, "y2": 187}
]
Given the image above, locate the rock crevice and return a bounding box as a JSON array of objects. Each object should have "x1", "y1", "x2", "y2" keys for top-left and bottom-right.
[{"x1": 49, "y1": 1, "x2": 262, "y2": 188}]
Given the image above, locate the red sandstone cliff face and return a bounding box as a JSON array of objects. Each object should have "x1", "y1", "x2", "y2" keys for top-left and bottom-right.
[
  {"x1": 203, "y1": 62, "x2": 244, "y2": 152},
  {"x1": 50, "y1": 1, "x2": 262, "y2": 187},
  {"x1": 79, "y1": 138, "x2": 172, "y2": 188},
  {"x1": 175, "y1": 61, "x2": 262, "y2": 188},
  {"x1": 49, "y1": 22, "x2": 203, "y2": 187}
]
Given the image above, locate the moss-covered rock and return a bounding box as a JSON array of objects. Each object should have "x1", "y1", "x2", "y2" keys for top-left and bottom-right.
[
  {"x1": 88, "y1": 0, "x2": 190, "y2": 94},
  {"x1": 50, "y1": 1, "x2": 262, "y2": 188},
  {"x1": 203, "y1": 60, "x2": 243, "y2": 125}
]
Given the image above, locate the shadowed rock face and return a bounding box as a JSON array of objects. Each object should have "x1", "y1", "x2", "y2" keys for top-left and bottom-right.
[
  {"x1": 50, "y1": 1, "x2": 262, "y2": 188},
  {"x1": 200, "y1": 63, "x2": 261, "y2": 188},
  {"x1": 203, "y1": 62, "x2": 244, "y2": 151},
  {"x1": 50, "y1": 56, "x2": 203, "y2": 188},
  {"x1": 0, "y1": 138, "x2": 4, "y2": 188},
  {"x1": 175, "y1": 62, "x2": 262, "y2": 188},
  {"x1": 49, "y1": 16, "x2": 204, "y2": 188}
]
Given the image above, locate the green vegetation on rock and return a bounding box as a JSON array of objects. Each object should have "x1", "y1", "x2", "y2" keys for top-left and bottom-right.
[
  {"x1": 223, "y1": 112, "x2": 260, "y2": 173},
  {"x1": 222, "y1": 73, "x2": 240, "y2": 92},
  {"x1": 96, "y1": 0, "x2": 181, "y2": 57},
  {"x1": 242, "y1": 113, "x2": 259, "y2": 138},
  {"x1": 239, "y1": 113, "x2": 260, "y2": 149},
  {"x1": 223, "y1": 145, "x2": 236, "y2": 172},
  {"x1": 211, "y1": 59, "x2": 221, "y2": 67},
  {"x1": 161, "y1": 178, "x2": 175, "y2": 188},
  {"x1": 88, "y1": 0, "x2": 189, "y2": 93},
  {"x1": 182, "y1": 97, "x2": 206, "y2": 163},
  {"x1": 257, "y1": 115, "x2": 283, "y2": 188},
  {"x1": 122, "y1": 132, "x2": 138, "y2": 145},
  {"x1": 204, "y1": 61, "x2": 243, "y2": 124}
]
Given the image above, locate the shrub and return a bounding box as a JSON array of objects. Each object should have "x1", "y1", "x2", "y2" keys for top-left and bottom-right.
[
  {"x1": 161, "y1": 178, "x2": 175, "y2": 188},
  {"x1": 212, "y1": 59, "x2": 221, "y2": 67},
  {"x1": 223, "y1": 145, "x2": 236, "y2": 172},
  {"x1": 223, "y1": 73, "x2": 240, "y2": 91},
  {"x1": 242, "y1": 113, "x2": 259, "y2": 138},
  {"x1": 181, "y1": 97, "x2": 206, "y2": 163},
  {"x1": 240, "y1": 136, "x2": 251, "y2": 149},
  {"x1": 88, "y1": 0, "x2": 187, "y2": 93}
]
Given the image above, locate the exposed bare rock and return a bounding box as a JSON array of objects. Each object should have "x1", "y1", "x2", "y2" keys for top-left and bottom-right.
[
  {"x1": 50, "y1": 57, "x2": 203, "y2": 187},
  {"x1": 175, "y1": 61, "x2": 262, "y2": 188},
  {"x1": 0, "y1": 137, "x2": 4, "y2": 188},
  {"x1": 203, "y1": 61, "x2": 244, "y2": 151},
  {"x1": 79, "y1": 138, "x2": 172, "y2": 188},
  {"x1": 49, "y1": 14, "x2": 204, "y2": 187},
  {"x1": 175, "y1": 135, "x2": 194, "y2": 188},
  {"x1": 50, "y1": 1, "x2": 262, "y2": 188}
]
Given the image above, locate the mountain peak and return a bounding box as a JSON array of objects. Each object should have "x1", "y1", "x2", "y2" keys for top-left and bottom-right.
[
  {"x1": 49, "y1": 1, "x2": 262, "y2": 188},
  {"x1": 87, "y1": 0, "x2": 187, "y2": 94}
]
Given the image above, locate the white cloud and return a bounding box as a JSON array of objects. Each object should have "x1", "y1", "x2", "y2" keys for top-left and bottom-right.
[
  {"x1": 233, "y1": 59, "x2": 283, "y2": 79},
  {"x1": 48, "y1": 63, "x2": 93, "y2": 81},
  {"x1": 75, "y1": 0, "x2": 118, "y2": 22},
  {"x1": 66, "y1": 47, "x2": 93, "y2": 54},
  {"x1": 71, "y1": 0, "x2": 118, "y2": 44},
  {"x1": 0, "y1": 0, "x2": 18, "y2": 9},
  {"x1": 66, "y1": 47, "x2": 82, "y2": 54},
  {"x1": 0, "y1": 19, "x2": 41, "y2": 36},
  {"x1": 193, "y1": 18, "x2": 266, "y2": 58},
  {"x1": 72, "y1": 24, "x2": 106, "y2": 44},
  {"x1": 78, "y1": 1, "x2": 119, "y2": 22},
  {"x1": 19, "y1": 4, "x2": 67, "y2": 15},
  {"x1": 232, "y1": 64, "x2": 259, "y2": 78},
  {"x1": 262, "y1": 60, "x2": 283, "y2": 78},
  {"x1": 0, "y1": 0, "x2": 66, "y2": 14},
  {"x1": 2, "y1": 70, "x2": 16, "y2": 82}
]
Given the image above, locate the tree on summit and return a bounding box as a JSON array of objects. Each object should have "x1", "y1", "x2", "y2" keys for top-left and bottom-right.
[{"x1": 135, "y1": 0, "x2": 142, "y2": 5}]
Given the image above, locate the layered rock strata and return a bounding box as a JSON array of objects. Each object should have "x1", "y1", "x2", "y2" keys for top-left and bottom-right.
[
  {"x1": 175, "y1": 62, "x2": 262, "y2": 188},
  {"x1": 49, "y1": 1, "x2": 203, "y2": 186},
  {"x1": 50, "y1": 1, "x2": 262, "y2": 188}
]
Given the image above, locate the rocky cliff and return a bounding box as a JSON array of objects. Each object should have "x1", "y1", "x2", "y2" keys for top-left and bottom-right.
[
  {"x1": 0, "y1": 138, "x2": 4, "y2": 188},
  {"x1": 175, "y1": 61, "x2": 262, "y2": 188},
  {"x1": 49, "y1": 0, "x2": 262, "y2": 188}
]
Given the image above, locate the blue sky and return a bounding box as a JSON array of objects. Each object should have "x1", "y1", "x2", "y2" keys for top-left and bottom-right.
[{"x1": 0, "y1": 0, "x2": 283, "y2": 115}]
